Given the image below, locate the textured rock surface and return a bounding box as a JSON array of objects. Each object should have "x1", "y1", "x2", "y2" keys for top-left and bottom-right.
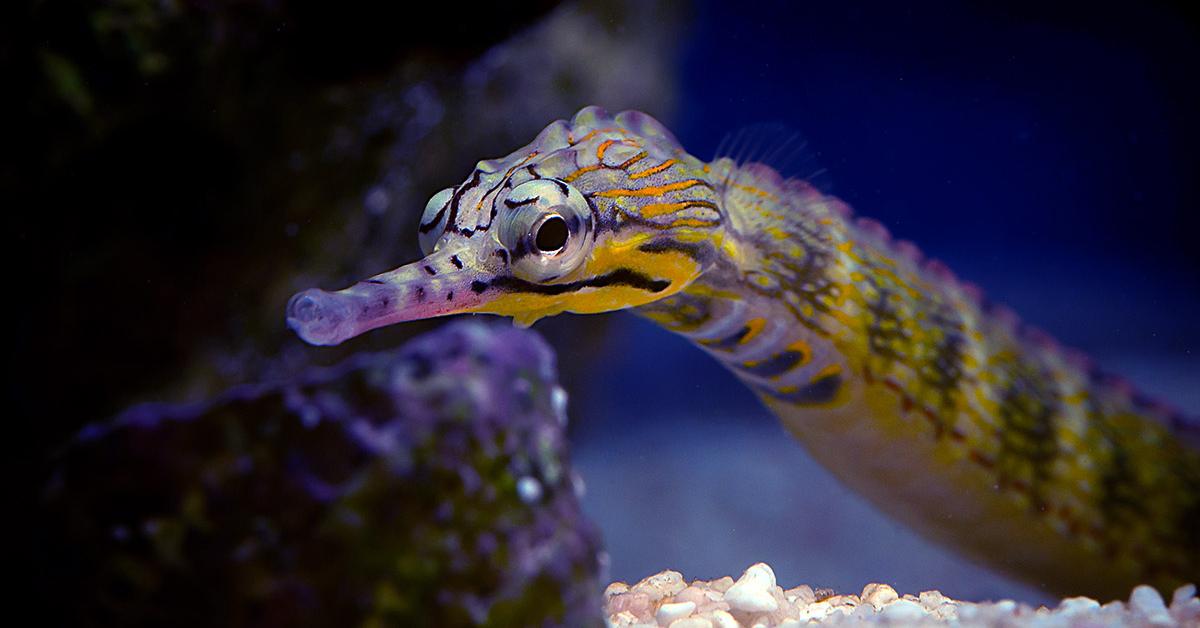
[
  {"x1": 38, "y1": 321, "x2": 603, "y2": 627},
  {"x1": 605, "y1": 564, "x2": 1200, "y2": 627}
]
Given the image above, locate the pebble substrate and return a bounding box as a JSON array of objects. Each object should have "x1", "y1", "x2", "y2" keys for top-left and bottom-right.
[{"x1": 604, "y1": 563, "x2": 1200, "y2": 627}]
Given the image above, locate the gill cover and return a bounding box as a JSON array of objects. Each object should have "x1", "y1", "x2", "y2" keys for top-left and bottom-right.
[{"x1": 287, "y1": 106, "x2": 724, "y2": 345}]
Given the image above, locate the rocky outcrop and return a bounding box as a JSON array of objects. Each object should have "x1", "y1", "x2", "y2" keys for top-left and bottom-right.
[{"x1": 38, "y1": 321, "x2": 603, "y2": 627}]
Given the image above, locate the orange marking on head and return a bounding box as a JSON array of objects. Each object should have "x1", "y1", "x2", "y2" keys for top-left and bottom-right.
[
  {"x1": 570, "y1": 127, "x2": 626, "y2": 147},
  {"x1": 571, "y1": 130, "x2": 600, "y2": 146},
  {"x1": 629, "y1": 159, "x2": 678, "y2": 180},
  {"x1": 618, "y1": 151, "x2": 648, "y2": 170},
  {"x1": 563, "y1": 165, "x2": 602, "y2": 183},
  {"x1": 596, "y1": 179, "x2": 706, "y2": 198},
  {"x1": 596, "y1": 139, "x2": 616, "y2": 160}
]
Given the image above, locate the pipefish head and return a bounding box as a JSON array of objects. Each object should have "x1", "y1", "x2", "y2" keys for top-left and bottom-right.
[{"x1": 286, "y1": 106, "x2": 729, "y2": 345}]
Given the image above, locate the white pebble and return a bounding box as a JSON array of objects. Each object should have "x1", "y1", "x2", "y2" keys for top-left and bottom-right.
[
  {"x1": 851, "y1": 603, "x2": 877, "y2": 619},
  {"x1": 608, "y1": 610, "x2": 651, "y2": 627},
  {"x1": 785, "y1": 584, "x2": 815, "y2": 604},
  {"x1": 633, "y1": 570, "x2": 687, "y2": 601},
  {"x1": 919, "y1": 589, "x2": 947, "y2": 610},
  {"x1": 1172, "y1": 583, "x2": 1197, "y2": 606},
  {"x1": 991, "y1": 599, "x2": 1018, "y2": 615},
  {"x1": 861, "y1": 583, "x2": 899, "y2": 609},
  {"x1": 956, "y1": 602, "x2": 981, "y2": 622},
  {"x1": 656, "y1": 601, "x2": 696, "y2": 625},
  {"x1": 667, "y1": 618, "x2": 711, "y2": 628},
  {"x1": 709, "y1": 576, "x2": 735, "y2": 593},
  {"x1": 880, "y1": 598, "x2": 927, "y2": 621},
  {"x1": 723, "y1": 563, "x2": 779, "y2": 613},
  {"x1": 1173, "y1": 597, "x2": 1200, "y2": 624},
  {"x1": 825, "y1": 594, "x2": 858, "y2": 609},
  {"x1": 934, "y1": 602, "x2": 958, "y2": 620},
  {"x1": 1057, "y1": 596, "x2": 1100, "y2": 615},
  {"x1": 708, "y1": 610, "x2": 739, "y2": 628},
  {"x1": 1130, "y1": 585, "x2": 1172, "y2": 625},
  {"x1": 605, "y1": 582, "x2": 630, "y2": 597},
  {"x1": 797, "y1": 600, "x2": 831, "y2": 621}
]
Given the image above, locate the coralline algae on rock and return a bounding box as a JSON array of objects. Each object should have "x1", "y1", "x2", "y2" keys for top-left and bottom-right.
[
  {"x1": 604, "y1": 564, "x2": 1200, "y2": 627},
  {"x1": 38, "y1": 321, "x2": 602, "y2": 627}
]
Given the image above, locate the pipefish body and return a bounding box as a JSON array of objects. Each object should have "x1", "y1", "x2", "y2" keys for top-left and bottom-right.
[{"x1": 286, "y1": 106, "x2": 1199, "y2": 599}]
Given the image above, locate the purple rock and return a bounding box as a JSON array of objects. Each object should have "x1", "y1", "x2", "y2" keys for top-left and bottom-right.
[{"x1": 38, "y1": 320, "x2": 604, "y2": 627}]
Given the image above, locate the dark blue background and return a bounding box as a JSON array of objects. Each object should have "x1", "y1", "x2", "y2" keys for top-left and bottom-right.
[{"x1": 568, "y1": 0, "x2": 1200, "y2": 603}]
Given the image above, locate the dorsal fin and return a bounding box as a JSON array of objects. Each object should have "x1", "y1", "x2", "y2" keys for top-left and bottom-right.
[{"x1": 714, "y1": 123, "x2": 831, "y2": 194}]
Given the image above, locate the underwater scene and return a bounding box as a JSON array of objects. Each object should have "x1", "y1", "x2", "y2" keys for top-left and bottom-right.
[{"x1": 17, "y1": 0, "x2": 1200, "y2": 626}]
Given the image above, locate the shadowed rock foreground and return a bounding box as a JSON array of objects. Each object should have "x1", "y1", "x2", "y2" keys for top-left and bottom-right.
[{"x1": 38, "y1": 321, "x2": 602, "y2": 627}]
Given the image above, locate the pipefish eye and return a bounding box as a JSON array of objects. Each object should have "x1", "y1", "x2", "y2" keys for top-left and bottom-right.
[
  {"x1": 418, "y1": 187, "x2": 455, "y2": 255},
  {"x1": 499, "y1": 179, "x2": 594, "y2": 282}
]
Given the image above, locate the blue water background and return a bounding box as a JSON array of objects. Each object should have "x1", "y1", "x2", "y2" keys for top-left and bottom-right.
[{"x1": 566, "y1": 1, "x2": 1200, "y2": 604}]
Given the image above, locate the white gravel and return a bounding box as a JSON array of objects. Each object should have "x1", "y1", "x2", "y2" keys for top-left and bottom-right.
[{"x1": 604, "y1": 563, "x2": 1200, "y2": 627}]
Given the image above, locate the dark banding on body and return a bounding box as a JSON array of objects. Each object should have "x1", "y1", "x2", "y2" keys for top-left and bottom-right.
[
  {"x1": 994, "y1": 360, "x2": 1061, "y2": 505},
  {"x1": 642, "y1": 292, "x2": 715, "y2": 333},
  {"x1": 700, "y1": 325, "x2": 752, "y2": 351},
  {"x1": 638, "y1": 239, "x2": 708, "y2": 262},
  {"x1": 739, "y1": 350, "x2": 806, "y2": 379},
  {"x1": 921, "y1": 303, "x2": 969, "y2": 425},
  {"x1": 766, "y1": 371, "x2": 844, "y2": 406},
  {"x1": 471, "y1": 268, "x2": 671, "y2": 296},
  {"x1": 1091, "y1": 396, "x2": 1140, "y2": 541}
]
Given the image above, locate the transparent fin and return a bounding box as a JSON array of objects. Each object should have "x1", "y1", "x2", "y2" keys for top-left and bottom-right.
[{"x1": 714, "y1": 123, "x2": 831, "y2": 193}]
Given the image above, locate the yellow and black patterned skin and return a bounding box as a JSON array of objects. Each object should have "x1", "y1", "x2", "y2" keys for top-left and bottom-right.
[{"x1": 287, "y1": 107, "x2": 1199, "y2": 598}]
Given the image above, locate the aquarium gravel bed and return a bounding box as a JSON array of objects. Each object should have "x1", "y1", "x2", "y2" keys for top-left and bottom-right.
[{"x1": 603, "y1": 563, "x2": 1200, "y2": 627}]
